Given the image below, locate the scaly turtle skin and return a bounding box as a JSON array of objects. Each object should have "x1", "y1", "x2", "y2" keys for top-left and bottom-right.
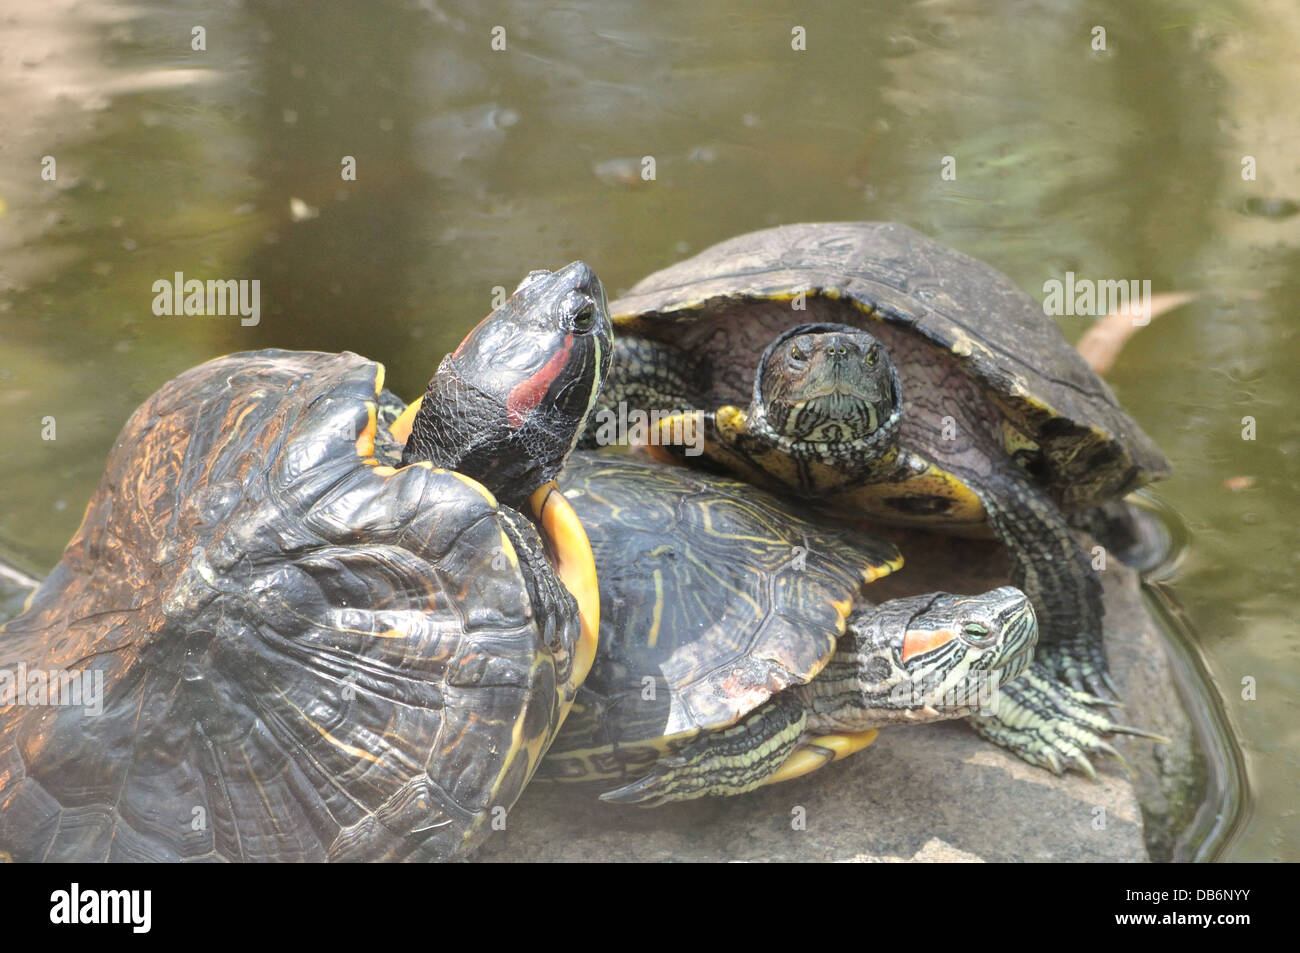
[
  {"x1": 0, "y1": 262, "x2": 610, "y2": 861},
  {"x1": 587, "y1": 223, "x2": 1170, "y2": 776},
  {"x1": 539, "y1": 453, "x2": 1037, "y2": 806}
]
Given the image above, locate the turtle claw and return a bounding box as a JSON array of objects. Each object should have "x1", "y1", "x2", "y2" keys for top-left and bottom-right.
[
  {"x1": 1094, "y1": 740, "x2": 1134, "y2": 778},
  {"x1": 1088, "y1": 675, "x2": 1119, "y2": 702},
  {"x1": 1069, "y1": 750, "x2": 1098, "y2": 781},
  {"x1": 970, "y1": 664, "x2": 1158, "y2": 778},
  {"x1": 1071, "y1": 689, "x2": 1121, "y2": 709},
  {"x1": 1110, "y1": 724, "x2": 1173, "y2": 744},
  {"x1": 599, "y1": 768, "x2": 681, "y2": 808}
]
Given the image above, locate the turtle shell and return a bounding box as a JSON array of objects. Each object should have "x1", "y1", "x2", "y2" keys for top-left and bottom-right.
[
  {"x1": 541, "y1": 452, "x2": 900, "y2": 783},
  {"x1": 0, "y1": 349, "x2": 584, "y2": 862},
  {"x1": 610, "y1": 222, "x2": 1170, "y2": 510}
]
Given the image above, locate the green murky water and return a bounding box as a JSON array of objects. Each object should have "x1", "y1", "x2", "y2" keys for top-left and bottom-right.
[{"x1": 0, "y1": 0, "x2": 1295, "y2": 860}]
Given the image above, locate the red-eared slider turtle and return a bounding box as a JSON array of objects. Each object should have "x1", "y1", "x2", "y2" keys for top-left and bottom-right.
[
  {"x1": 539, "y1": 453, "x2": 1037, "y2": 805},
  {"x1": 0, "y1": 262, "x2": 610, "y2": 861},
  {"x1": 588, "y1": 223, "x2": 1169, "y2": 775}
]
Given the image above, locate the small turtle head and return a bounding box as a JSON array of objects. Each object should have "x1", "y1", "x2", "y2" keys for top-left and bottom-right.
[
  {"x1": 750, "y1": 323, "x2": 902, "y2": 457},
  {"x1": 402, "y1": 262, "x2": 612, "y2": 506},
  {"x1": 839, "y1": 587, "x2": 1037, "y2": 725}
]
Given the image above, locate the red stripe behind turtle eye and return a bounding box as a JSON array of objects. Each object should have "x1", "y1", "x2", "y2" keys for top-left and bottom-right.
[
  {"x1": 506, "y1": 333, "x2": 574, "y2": 427},
  {"x1": 901, "y1": 628, "x2": 957, "y2": 663}
]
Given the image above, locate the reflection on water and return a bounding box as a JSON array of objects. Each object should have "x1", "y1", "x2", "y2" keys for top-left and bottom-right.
[{"x1": 0, "y1": 0, "x2": 1296, "y2": 861}]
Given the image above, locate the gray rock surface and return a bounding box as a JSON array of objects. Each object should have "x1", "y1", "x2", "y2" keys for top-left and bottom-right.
[{"x1": 477, "y1": 531, "x2": 1197, "y2": 863}]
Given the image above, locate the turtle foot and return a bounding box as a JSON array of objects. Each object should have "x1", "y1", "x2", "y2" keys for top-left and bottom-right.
[
  {"x1": 599, "y1": 695, "x2": 806, "y2": 807},
  {"x1": 1049, "y1": 640, "x2": 1116, "y2": 701},
  {"x1": 969, "y1": 665, "x2": 1168, "y2": 778},
  {"x1": 598, "y1": 757, "x2": 698, "y2": 808}
]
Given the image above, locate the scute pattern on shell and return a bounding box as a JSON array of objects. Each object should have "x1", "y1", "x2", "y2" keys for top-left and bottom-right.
[
  {"x1": 554, "y1": 453, "x2": 899, "y2": 748},
  {"x1": 0, "y1": 349, "x2": 576, "y2": 862},
  {"x1": 612, "y1": 222, "x2": 1170, "y2": 510}
]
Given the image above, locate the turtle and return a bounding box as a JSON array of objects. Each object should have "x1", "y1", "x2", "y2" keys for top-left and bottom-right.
[
  {"x1": 585, "y1": 222, "x2": 1170, "y2": 776},
  {"x1": 538, "y1": 452, "x2": 1038, "y2": 806},
  {"x1": 0, "y1": 261, "x2": 610, "y2": 862}
]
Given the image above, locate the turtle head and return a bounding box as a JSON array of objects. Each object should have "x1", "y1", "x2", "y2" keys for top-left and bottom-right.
[
  {"x1": 401, "y1": 261, "x2": 612, "y2": 507},
  {"x1": 835, "y1": 587, "x2": 1037, "y2": 726},
  {"x1": 749, "y1": 323, "x2": 902, "y2": 459}
]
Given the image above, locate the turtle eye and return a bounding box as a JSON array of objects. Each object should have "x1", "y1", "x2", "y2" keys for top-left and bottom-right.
[
  {"x1": 789, "y1": 344, "x2": 809, "y2": 363},
  {"x1": 960, "y1": 621, "x2": 995, "y2": 645},
  {"x1": 865, "y1": 347, "x2": 878, "y2": 366},
  {"x1": 572, "y1": 300, "x2": 596, "y2": 333}
]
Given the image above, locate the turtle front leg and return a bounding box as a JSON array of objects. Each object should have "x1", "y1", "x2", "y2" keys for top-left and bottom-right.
[
  {"x1": 979, "y1": 465, "x2": 1111, "y2": 697},
  {"x1": 599, "y1": 694, "x2": 807, "y2": 807},
  {"x1": 969, "y1": 665, "x2": 1167, "y2": 777},
  {"x1": 966, "y1": 464, "x2": 1170, "y2": 774}
]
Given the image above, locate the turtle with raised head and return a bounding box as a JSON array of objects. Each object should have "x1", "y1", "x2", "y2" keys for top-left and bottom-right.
[{"x1": 0, "y1": 262, "x2": 609, "y2": 861}]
